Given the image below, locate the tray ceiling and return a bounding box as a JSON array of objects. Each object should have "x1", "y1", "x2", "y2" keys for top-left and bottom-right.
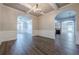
[{"x1": 3, "y1": 3, "x2": 70, "y2": 16}]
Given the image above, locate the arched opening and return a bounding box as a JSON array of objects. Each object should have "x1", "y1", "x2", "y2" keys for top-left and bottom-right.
[
  {"x1": 11, "y1": 16, "x2": 32, "y2": 54},
  {"x1": 55, "y1": 10, "x2": 77, "y2": 54}
]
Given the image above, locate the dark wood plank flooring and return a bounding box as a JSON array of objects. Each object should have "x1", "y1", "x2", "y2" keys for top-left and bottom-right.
[
  {"x1": 0, "y1": 36, "x2": 79, "y2": 55},
  {"x1": 0, "y1": 36, "x2": 59, "y2": 55}
]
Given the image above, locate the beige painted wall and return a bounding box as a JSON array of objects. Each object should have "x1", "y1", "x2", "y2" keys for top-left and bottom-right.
[
  {"x1": 0, "y1": 4, "x2": 24, "y2": 31},
  {"x1": 0, "y1": 4, "x2": 38, "y2": 44},
  {"x1": 38, "y1": 11, "x2": 56, "y2": 39},
  {"x1": 0, "y1": 4, "x2": 38, "y2": 31},
  {"x1": 32, "y1": 15, "x2": 39, "y2": 36},
  {"x1": 1, "y1": 3, "x2": 79, "y2": 44},
  {"x1": 54, "y1": 3, "x2": 79, "y2": 44},
  {"x1": 38, "y1": 3, "x2": 79, "y2": 44}
]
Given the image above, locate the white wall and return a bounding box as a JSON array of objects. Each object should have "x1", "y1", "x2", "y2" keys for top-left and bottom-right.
[
  {"x1": 0, "y1": 4, "x2": 18, "y2": 44},
  {"x1": 55, "y1": 4, "x2": 79, "y2": 44},
  {"x1": 0, "y1": 31, "x2": 16, "y2": 45},
  {"x1": 1, "y1": 3, "x2": 79, "y2": 45},
  {"x1": 38, "y1": 4, "x2": 79, "y2": 44},
  {"x1": 32, "y1": 16, "x2": 39, "y2": 36},
  {"x1": 38, "y1": 11, "x2": 56, "y2": 39},
  {"x1": 0, "y1": 4, "x2": 38, "y2": 44}
]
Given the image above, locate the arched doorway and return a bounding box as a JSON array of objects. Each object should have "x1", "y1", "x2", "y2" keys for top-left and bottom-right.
[
  {"x1": 55, "y1": 10, "x2": 77, "y2": 54},
  {"x1": 11, "y1": 16, "x2": 32, "y2": 54}
]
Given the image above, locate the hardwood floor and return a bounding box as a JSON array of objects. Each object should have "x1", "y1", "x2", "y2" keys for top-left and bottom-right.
[
  {"x1": 0, "y1": 36, "x2": 58, "y2": 55},
  {"x1": 0, "y1": 36, "x2": 79, "y2": 55}
]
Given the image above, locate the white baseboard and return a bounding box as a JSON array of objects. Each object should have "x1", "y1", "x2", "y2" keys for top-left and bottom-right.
[
  {"x1": 32, "y1": 30, "x2": 55, "y2": 39},
  {"x1": 32, "y1": 30, "x2": 39, "y2": 36},
  {"x1": 38, "y1": 30, "x2": 55, "y2": 39},
  {"x1": 0, "y1": 31, "x2": 16, "y2": 45},
  {"x1": 0, "y1": 30, "x2": 55, "y2": 45}
]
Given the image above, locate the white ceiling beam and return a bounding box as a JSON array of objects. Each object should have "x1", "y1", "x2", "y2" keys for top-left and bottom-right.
[
  {"x1": 19, "y1": 3, "x2": 35, "y2": 14},
  {"x1": 49, "y1": 3, "x2": 58, "y2": 10}
]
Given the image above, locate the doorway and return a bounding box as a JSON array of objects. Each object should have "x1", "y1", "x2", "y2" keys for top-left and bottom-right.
[
  {"x1": 55, "y1": 10, "x2": 77, "y2": 54},
  {"x1": 11, "y1": 16, "x2": 32, "y2": 54}
]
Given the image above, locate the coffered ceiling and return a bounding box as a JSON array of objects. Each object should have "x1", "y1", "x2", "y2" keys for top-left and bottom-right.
[{"x1": 3, "y1": 3, "x2": 70, "y2": 16}]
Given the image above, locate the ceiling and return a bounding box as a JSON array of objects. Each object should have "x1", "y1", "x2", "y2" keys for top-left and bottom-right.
[
  {"x1": 3, "y1": 3, "x2": 70, "y2": 16},
  {"x1": 25, "y1": 3, "x2": 54, "y2": 16},
  {"x1": 56, "y1": 3, "x2": 69, "y2": 8}
]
